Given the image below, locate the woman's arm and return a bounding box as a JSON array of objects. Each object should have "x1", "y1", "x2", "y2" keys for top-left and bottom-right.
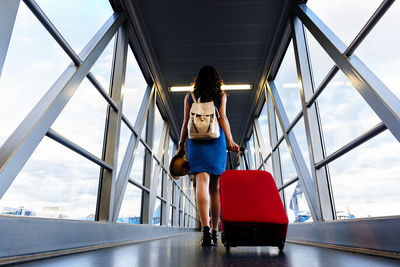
[
  {"x1": 177, "y1": 93, "x2": 190, "y2": 155},
  {"x1": 218, "y1": 93, "x2": 239, "y2": 152}
]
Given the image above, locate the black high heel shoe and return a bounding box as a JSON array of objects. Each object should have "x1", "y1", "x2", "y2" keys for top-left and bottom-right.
[
  {"x1": 201, "y1": 226, "x2": 213, "y2": 246},
  {"x1": 212, "y1": 230, "x2": 218, "y2": 245}
]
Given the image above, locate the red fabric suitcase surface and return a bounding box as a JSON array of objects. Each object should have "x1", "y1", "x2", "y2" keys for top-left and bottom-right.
[{"x1": 220, "y1": 170, "x2": 288, "y2": 251}]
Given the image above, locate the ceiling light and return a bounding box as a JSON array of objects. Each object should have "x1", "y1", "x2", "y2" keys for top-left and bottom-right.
[{"x1": 170, "y1": 84, "x2": 252, "y2": 92}]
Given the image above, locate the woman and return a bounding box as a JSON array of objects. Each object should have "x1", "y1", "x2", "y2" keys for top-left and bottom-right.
[{"x1": 177, "y1": 66, "x2": 239, "y2": 246}]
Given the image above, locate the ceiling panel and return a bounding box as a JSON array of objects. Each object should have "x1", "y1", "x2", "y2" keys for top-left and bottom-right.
[{"x1": 129, "y1": 0, "x2": 292, "y2": 143}]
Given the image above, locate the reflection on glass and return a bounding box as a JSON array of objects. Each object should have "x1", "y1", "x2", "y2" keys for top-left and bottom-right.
[
  {"x1": 0, "y1": 3, "x2": 70, "y2": 146},
  {"x1": 36, "y1": 0, "x2": 114, "y2": 54},
  {"x1": 52, "y1": 78, "x2": 107, "y2": 158},
  {"x1": 153, "y1": 199, "x2": 161, "y2": 225},
  {"x1": 0, "y1": 137, "x2": 99, "y2": 220},
  {"x1": 317, "y1": 71, "x2": 381, "y2": 155},
  {"x1": 130, "y1": 143, "x2": 146, "y2": 184},
  {"x1": 284, "y1": 181, "x2": 313, "y2": 223},
  {"x1": 273, "y1": 41, "x2": 302, "y2": 122},
  {"x1": 329, "y1": 130, "x2": 400, "y2": 219},
  {"x1": 278, "y1": 142, "x2": 297, "y2": 182},
  {"x1": 292, "y1": 118, "x2": 312, "y2": 174},
  {"x1": 118, "y1": 184, "x2": 142, "y2": 224}
]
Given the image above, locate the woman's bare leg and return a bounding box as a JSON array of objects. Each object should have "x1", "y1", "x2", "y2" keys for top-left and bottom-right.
[
  {"x1": 196, "y1": 172, "x2": 210, "y2": 227},
  {"x1": 209, "y1": 174, "x2": 220, "y2": 231}
]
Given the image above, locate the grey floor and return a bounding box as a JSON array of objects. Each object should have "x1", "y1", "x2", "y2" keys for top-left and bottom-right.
[{"x1": 6, "y1": 233, "x2": 400, "y2": 267}]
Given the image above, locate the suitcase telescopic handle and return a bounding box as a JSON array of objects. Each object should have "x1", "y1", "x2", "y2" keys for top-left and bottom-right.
[{"x1": 227, "y1": 146, "x2": 249, "y2": 170}]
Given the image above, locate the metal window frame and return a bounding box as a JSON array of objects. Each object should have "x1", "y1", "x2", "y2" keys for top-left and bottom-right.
[
  {"x1": 0, "y1": 11, "x2": 126, "y2": 199},
  {"x1": 295, "y1": 3, "x2": 400, "y2": 142},
  {"x1": 291, "y1": 15, "x2": 335, "y2": 221},
  {"x1": 112, "y1": 85, "x2": 154, "y2": 222},
  {"x1": 267, "y1": 80, "x2": 321, "y2": 221},
  {"x1": 96, "y1": 22, "x2": 128, "y2": 221}
]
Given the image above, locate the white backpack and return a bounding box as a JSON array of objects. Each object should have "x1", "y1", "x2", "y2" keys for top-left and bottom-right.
[{"x1": 188, "y1": 93, "x2": 220, "y2": 140}]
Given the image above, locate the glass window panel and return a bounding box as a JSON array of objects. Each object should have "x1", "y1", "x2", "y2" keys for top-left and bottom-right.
[
  {"x1": 168, "y1": 135, "x2": 176, "y2": 163},
  {"x1": 265, "y1": 158, "x2": 273, "y2": 174},
  {"x1": 87, "y1": 35, "x2": 114, "y2": 92},
  {"x1": 141, "y1": 117, "x2": 147, "y2": 140},
  {"x1": 130, "y1": 142, "x2": 146, "y2": 184},
  {"x1": 168, "y1": 205, "x2": 173, "y2": 226},
  {"x1": 274, "y1": 41, "x2": 302, "y2": 123},
  {"x1": 36, "y1": 0, "x2": 114, "y2": 53},
  {"x1": 275, "y1": 111, "x2": 283, "y2": 140},
  {"x1": 278, "y1": 141, "x2": 297, "y2": 183},
  {"x1": 153, "y1": 105, "x2": 164, "y2": 151},
  {"x1": 116, "y1": 121, "x2": 131, "y2": 176},
  {"x1": 0, "y1": 137, "x2": 99, "y2": 220},
  {"x1": 306, "y1": 0, "x2": 382, "y2": 46},
  {"x1": 117, "y1": 184, "x2": 142, "y2": 224},
  {"x1": 258, "y1": 102, "x2": 271, "y2": 150},
  {"x1": 51, "y1": 74, "x2": 108, "y2": 159},
  {"x1": 153, "y1": 199, "x2": 161, "y2": 225},
  {"x1": 305, "y1": 28, "x2": 337, "y2": 92},
  {"x1": 284, "y1": 181, "x2": 313, "y2": 223},
  {"x1": 247, "y1": 134, "x2": 255, "y2": 169},
  {"x1": 292, "y1": 118, "x2": 312, "y2": 174},
  {"x1": 356, "y1": 2, "x2": 400, "y2": 100},
  {"x1": 317, "y1": 70, "x2": 381, "y2": 155},
  {"x1": 329, "y1": 130, "x2": 400, "y2": 219},
  {"x1": 123, "y1": 50, "x2": 147, "y2": 124},
  {"x1": 0, "y1": 3, "x2": 70, "y2": 146},
  {"x1": 156, "y1": 164, "x2": 163, "y2": 197}
]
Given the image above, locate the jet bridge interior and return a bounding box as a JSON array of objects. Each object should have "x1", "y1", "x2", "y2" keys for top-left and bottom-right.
[{"x1": 0, "y1": 0, "x2": 399, "y2": 265}]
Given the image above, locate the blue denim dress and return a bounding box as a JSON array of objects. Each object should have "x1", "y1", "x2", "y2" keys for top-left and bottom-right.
[{"x1": 188, "y1": 93, "x2": 226, "y2": 175}]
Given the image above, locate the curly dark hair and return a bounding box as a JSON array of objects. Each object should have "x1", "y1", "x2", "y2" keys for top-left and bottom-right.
[{"x1": 193, "y1": 66, "x2": 223, "y2": 107}]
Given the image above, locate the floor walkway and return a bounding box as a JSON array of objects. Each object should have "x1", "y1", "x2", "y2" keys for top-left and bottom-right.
[{"x1": 5, "y1": 232, "x2": 400, "y2": 267}]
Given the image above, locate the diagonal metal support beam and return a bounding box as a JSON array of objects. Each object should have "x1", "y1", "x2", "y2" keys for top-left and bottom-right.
[
  {"x1": 148, "y1": 121, "x2": 168, "y2": 224},
  {"x1": 296, "y1": 4, "x2": 400, "y2": 142},
  {"x1": 161, "y1": 132, "x2": 170, "y2": 225},
  {"x1": 96, "y1": 22, "x2": 128, "y2": 222},
  {"x1": 0, "y1": 13, "x2": 126, "y2": 199},
  {"x1": 291, "y1": 15, "x2": 335, "y2": 220},
  {"x1": 265, "y1": 87, "x2": 285, "y2": 204},
  {"x1": 267, "y1": 81, "x2": 321, "y2": 221},
  {"x1": 253, "y1": 118, "x2": 268, "y2": 170},
  {"x1": 0, "y1": 0, "x2": 20, "y2": 78},
  {"x1": 112, "y1": 85, "x2": 154, "y2": 222}
]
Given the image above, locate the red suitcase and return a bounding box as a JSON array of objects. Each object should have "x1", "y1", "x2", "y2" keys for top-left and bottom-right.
[{"x1": 219, "y1": 168, "x2": 289, "y2": 252}]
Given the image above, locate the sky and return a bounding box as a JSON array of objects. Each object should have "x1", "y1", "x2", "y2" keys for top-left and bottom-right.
[{"x1": 0, "y1": 0, "x2": 399, "y2": 221}]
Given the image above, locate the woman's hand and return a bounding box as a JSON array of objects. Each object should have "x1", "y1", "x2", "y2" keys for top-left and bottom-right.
[
  {"x1": 228, "y1": 139, "x2": 239, "y2": 152},
  {"x1": 177, "y1": 143, "x2": 185, "y2": 156}
]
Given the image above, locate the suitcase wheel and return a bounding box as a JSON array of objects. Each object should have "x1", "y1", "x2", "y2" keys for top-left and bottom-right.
[{"x1": 278, "y1": 241, "x2": 285, "y2": 252}]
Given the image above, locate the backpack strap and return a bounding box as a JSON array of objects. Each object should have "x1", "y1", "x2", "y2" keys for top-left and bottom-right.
[
  {"x1": 215, "y1": 107, "x2": 220, "y2": 118},
  {"x1": 190, "y1": 92, "x2": 198, "y2": 104}
]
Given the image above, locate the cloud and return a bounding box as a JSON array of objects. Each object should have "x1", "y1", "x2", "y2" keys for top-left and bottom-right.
[{"x1": 31, "y1": 60, "x2": 54, "y2": 70}]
